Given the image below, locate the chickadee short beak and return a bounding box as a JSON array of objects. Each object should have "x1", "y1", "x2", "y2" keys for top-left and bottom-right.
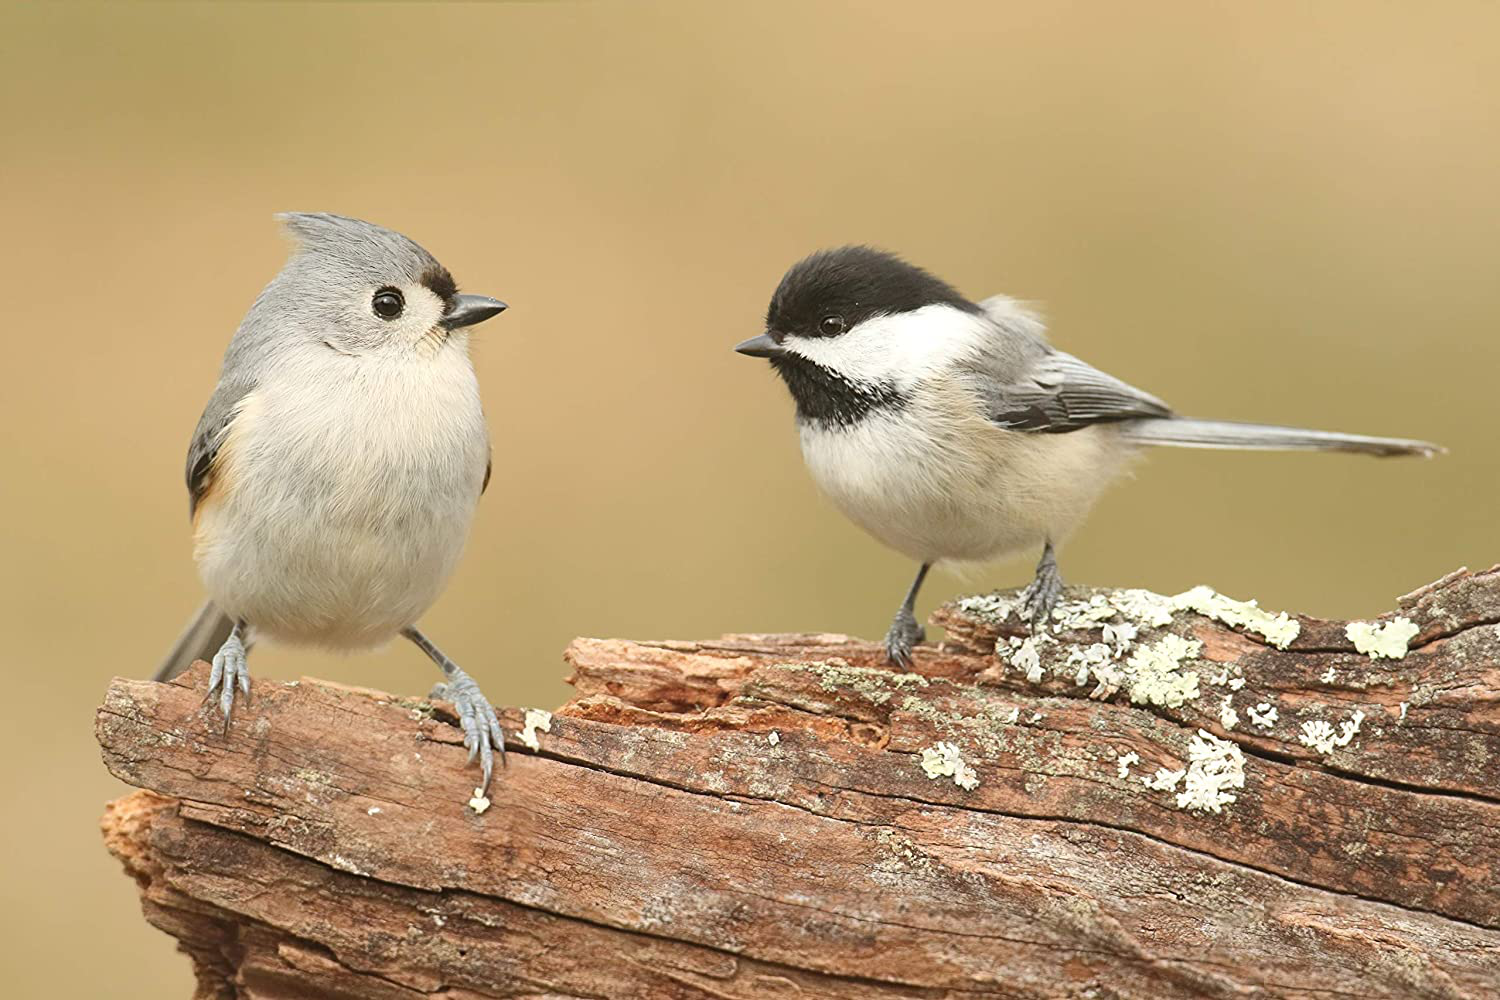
[
  {"x1": 441, "y1": 294, "x2": 508, "y2": 330},
  {"x1": 734, "y1": 333, "x2": 784, "y2": 358}
]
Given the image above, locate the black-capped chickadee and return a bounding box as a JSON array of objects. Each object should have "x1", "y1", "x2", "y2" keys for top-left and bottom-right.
[{"x1": 736, "y1": 246, "x2": 1440, "y2": 667}]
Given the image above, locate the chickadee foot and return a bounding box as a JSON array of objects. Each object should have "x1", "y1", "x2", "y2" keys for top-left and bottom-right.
[
  {"x1": 205, "y1": 629, "x2": 249, "y2": 732},
  {"x1": 1021, "y1": 547, "x2": 1064, "y2": 632},
  {"x1": 884, "y1": 608, "x2": 927, "y2": 668},
  {"x1": 430, "y1": 667, "x2": 507, "y2": 795}
]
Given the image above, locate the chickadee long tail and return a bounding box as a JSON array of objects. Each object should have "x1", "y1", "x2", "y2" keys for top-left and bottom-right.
[
  {"x1": 1120, "y1": 417, "x2": 1442, "y2": 458},
  {"x1": 153, "y1": 599, "x2": 235, "y2": 682}
]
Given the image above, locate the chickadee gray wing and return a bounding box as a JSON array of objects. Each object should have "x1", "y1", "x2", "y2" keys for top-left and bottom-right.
[
  {"x1": 982, "y1": 350, "x2": 1173, "y2": 433},
  {"x1": 186, "y1": 374, "x2": 256, "y2": 518},
  {"x1": 965, "y1": 313, "x2": 1174, "y2": 433}
]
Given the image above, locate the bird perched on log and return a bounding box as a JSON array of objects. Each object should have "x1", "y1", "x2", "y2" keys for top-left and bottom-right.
[
  {"x1": 736, "y1": 246, "x2": 1441, "y2": 667},
  {"x1": 156, "y1": 213, "x2": 510, "y2": 796}
]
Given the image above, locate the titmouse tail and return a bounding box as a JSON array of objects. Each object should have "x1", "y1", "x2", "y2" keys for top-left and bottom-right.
[
  {"x1": 154, "y1": 600, "x2": 235, "y2": 682},
  {"x1": 1121, "y1": 417, "x2": 1442, "y2": 458}
]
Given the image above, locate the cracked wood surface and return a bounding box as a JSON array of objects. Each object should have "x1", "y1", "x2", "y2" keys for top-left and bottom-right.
[{"x1": 98, "y1": 567, "x2": 1500, "y2": 998}]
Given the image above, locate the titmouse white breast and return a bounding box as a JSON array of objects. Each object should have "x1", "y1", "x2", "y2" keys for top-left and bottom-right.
[
  {"x1": 156, "y1": 213, "x2": 510, "y2": 795},
  {"x1": 736, "y1": 246, "x2": 1441, "y2": 667}
]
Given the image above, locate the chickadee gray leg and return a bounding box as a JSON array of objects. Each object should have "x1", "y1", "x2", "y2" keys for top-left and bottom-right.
[
  {"x1": 205, "y1": 620, "x2": 251, "y2": 732},
  {"x1": 883, "y1": 562, "x2": 932, "y2": 668},
  {"x1": 1020, "y1": 541, "x2": 1064, "y2": 631},
  {"x1": 403, "y1": 626, "x2": 506, "y2": 795}
]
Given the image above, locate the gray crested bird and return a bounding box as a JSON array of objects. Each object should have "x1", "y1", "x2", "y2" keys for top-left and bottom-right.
[
  {"x1": 736, "y1": 246, "x2": 1441, "y2": 667},
  {"x1": 156, "y1": 213, "x2": 510, "y2": 795}
]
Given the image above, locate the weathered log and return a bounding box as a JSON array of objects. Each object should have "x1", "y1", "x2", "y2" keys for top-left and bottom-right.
[{"x1": 98, "y1": 567, "x2": 1500, "y2": 998}]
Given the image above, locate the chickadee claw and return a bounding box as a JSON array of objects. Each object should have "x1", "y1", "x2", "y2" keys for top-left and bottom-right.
[{"x1": 883, "y1": 608, "x2": 926, "y2": 668}]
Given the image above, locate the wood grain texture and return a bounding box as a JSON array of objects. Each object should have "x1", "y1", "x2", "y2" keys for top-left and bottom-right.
[{"x1": 98, "y1": 567, "x2": 1500, "y2": 998}]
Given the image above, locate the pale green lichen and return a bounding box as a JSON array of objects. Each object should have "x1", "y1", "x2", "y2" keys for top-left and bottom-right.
[
  {"x1": 468, "y1": 788, "x2": 491, "y2": 814},
  {"x1": 991, "y1": 588, "x2": 1211, "y2": 708},
  {"x1": 767, "y1": 730, "x2": 781, "y2": 746},
  {"x1": 1122, "y1": 634, "x2": 1203, "y2": 708},
  {"x1": 1346, "y1": 618, "x2": 1420, "y2": 660},
  {"x1": 520, "y1": 708, "x2": 553, "y2": 751},
  {"x1": 955, "y1": 593, "x2": 1021, "y2": 623},
  {"x1": 1050, "y1": 589, "x2": 1176, "y2": 632},
  {"x1": 1066, "y1": 642, "x2": 1113, "y2": 687},
  {"x1": 1051, "y1": 594, "x2": 1119, "y2": 629},
  {"x1": 919, "y1": 741, "x2": 980, "y2": 791},
  {"x1": 1101, "y1": 621, "x2": 1138, "y2": 655},
  {"x1": 1207, "y1": 667, "x2": 1246, "y2": 690},
  {"x1": 1107, "y1": 589, "x2": 1177, "y2": 628},
  {"x1": 1299, "y1": 709, "x2": 1366, "y2": 755},
  {"x1": 1219, "y1": 696, "x2": 1239, "y2": 731},
  {"x1": 1246, "y1": 702, "x2": 1278, "y2": 729},
  {"x1": 1175, "y1": 729, "x2": 1245, "y2": 814},
  {"x1": 1116, "y1": 750, "x2": 1140, "y2": 779},
  {"x1": 1004, "y1": 635, "x2": 1047, "y2": 683},
  {"x1": 1143, "y1": 767, "x2": 1185, "y2": 791},
  {"x1": 1173, "y1": 585, "x2": 1300, "y2": 649}
]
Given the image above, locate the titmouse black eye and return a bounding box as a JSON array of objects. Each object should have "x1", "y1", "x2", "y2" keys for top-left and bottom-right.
[
  {"x1": 819, "y1": 315, "x2": 846, "y2": 336},
  {"x1": 372, "y1": 288, "x2": 405, "y2": 320}
]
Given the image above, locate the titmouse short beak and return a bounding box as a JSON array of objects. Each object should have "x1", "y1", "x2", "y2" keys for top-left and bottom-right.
[
  {"x1": 734, "y1": 333, "x2": 784, "y2": 358},
  {"x1": 441, "y1": 294, "x2": 508, "y2": 330}
]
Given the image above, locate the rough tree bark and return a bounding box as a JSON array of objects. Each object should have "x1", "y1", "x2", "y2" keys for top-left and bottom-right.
[{"x1": 98, "y1": 567, "x2": 1500, "y2": 999}]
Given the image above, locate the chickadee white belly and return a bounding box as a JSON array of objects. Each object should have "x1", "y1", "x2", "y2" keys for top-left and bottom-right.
[
  {"x1": 738, "y1": 245, "x2": 1440, "y2": 667},
  {"x1": 800, "y1": 385, "x2": 1132, "y2": 566},
  {"x1": 193, "y1": 351, "x2": 489, "y2": 650}
]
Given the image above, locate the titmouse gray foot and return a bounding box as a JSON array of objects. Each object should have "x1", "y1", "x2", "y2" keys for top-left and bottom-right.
[
  {"x1": 205, "y1": 622, "x2": 250, "y2": 731},
  {"x1": 406, "y1": 626, "x2": 505, "y2": 794}
]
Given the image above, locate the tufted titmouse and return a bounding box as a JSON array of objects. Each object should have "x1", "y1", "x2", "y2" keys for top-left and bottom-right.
[
  {"x1": 156, "y1": 213, "x2": 510, "y2": 793},
  {"x1": 736, "y1": 246, "x2": 1441, "y2": 667}
]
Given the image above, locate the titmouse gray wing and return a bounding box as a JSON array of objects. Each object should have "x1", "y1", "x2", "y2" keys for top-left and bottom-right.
[
  {"x1": 966, "y1": 296, "x2": 1173, "y2": 434},
  {"x1": 157, "y1": 376, "x2": 255, "y2": 682},
  {"x1": 186, "y1": 374, "x2": 255, "y2": 516}
]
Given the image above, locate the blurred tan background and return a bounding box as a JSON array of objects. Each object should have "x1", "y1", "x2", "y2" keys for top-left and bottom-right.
[{"x1": 0, "y1": 1, "x2": 1495, "y2": 995}]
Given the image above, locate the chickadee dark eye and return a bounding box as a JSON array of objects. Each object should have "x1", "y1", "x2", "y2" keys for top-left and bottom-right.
[
  {"x1": 372, "y1": 288, "x2": 405, "y2": 320},
  {"x1": 819, "y1": 315, "x2": 846, "y2": 336}
]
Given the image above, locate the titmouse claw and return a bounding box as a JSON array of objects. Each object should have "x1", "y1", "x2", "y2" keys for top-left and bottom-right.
[
  {"x1": 430, "y1": 668, "x2": 507, "y2": 795},
  {"x1": 204, "y1": 623, "x2": 250, "y2": 731},
  {"x1": 405, "y1": 625, "x2": 505, "y2": 798}
]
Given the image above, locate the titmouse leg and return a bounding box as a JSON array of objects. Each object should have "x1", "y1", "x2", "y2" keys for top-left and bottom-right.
[
  {"x1": 884, "y1": 562, "x2": 932, "y2": 668},
  {"x1": 1021, "y1": 540, "x2": 1064, "y2": 630},
  {"x1": 205, "y1": 620, "x2": 251, "y2": 732},
  {"x1": 403, "y1": 626, "x2": 506, "y2": 795}
]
